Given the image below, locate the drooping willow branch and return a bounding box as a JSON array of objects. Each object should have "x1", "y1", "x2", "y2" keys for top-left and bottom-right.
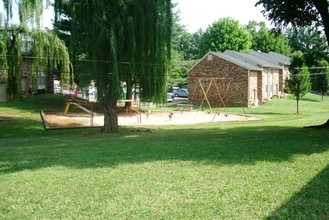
[
  {"x1": 0, "y1": 26, "x2": 72, "y2": 98},
  {"x1": 54, "y1": 0, "x2": 172, "y2": 103}
]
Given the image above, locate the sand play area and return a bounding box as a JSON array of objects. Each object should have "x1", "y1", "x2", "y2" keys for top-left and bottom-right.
[{"x1": 41, "y1": 109, "x2": 260, "y2": 129}]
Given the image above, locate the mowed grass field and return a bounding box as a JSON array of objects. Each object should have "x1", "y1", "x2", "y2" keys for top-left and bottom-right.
[{"x1": 0, "y1": 93, "x2": 328, "y2": 219}]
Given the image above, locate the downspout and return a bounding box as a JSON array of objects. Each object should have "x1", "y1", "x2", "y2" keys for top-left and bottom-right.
[{"x1": 247, "y1": 69, "x2": 250, "y2": 107}]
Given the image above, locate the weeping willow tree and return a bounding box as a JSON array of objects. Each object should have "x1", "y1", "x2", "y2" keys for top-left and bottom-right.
[
  {"x1": 55, "y1": 0, "x2": 172, "y2": 133},
  {"x1": 0, "y1": 0, "x2": 72, "y2": 99}
]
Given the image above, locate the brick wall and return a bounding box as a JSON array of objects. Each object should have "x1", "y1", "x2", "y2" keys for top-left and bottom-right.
[{"x1": 188, "y1": 54, "x2": 249, "y2": 107}]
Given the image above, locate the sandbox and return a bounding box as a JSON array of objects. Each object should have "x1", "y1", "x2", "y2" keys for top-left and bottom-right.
[{"x1": 41, "y1": 109, "x2": 260, "y2": 129}]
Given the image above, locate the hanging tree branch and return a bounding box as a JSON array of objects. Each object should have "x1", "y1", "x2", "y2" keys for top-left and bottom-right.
[{"x1": 0, "y1": 0, "x2": 72, "y2": 98}]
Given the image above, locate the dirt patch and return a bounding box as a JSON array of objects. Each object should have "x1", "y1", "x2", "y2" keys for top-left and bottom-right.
[{"x1": 41, "y1": 109, "x2": 260, "y2": 129}]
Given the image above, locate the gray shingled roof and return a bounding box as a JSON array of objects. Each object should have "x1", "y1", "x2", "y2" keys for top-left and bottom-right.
[
  {"x1": 188, "y1": 50, "x2": 289, "y2": 74},
  {"x1": 249, "y1": 50, "x2": 291, "y2": 66},
  {"x1": 224, "y1": 50, "x2": 282, "y2": 69},
  {"x1": 269, "y1": 52, "x2": 291, "y2": 65},
  {"x1": 212, "y1": 52, "x2": 262, "y2": 71}
]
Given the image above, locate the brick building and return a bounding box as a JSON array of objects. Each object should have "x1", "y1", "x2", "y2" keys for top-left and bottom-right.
[{"x1": 187, "y1": 50, "x2": 290, "y2": 107}]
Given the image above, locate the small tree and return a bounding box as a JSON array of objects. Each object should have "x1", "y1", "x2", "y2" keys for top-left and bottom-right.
[
  {"x1": 287, "y1": 51, "x2": 312, "y2": 114},
  {"x1": 314, "y1": 60, "x2": 329, "y2": 100}
]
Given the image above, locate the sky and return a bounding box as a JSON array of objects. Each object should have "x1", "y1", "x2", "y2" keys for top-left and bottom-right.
[
  {"x1": 1, "y1": 0, "x2": 272, "y2": 32},
  {"x1": 0, "y1": 0, "x2": 54, "y2": 28},
  {"x1": 172, "y1": 0, "x2": 272, "y2": 33},
  {"x1": 42, "y1": 4, "x2": 54, "y2": 29}
]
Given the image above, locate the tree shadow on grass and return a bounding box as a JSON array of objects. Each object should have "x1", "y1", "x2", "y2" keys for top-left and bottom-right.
[
  {"x1": 300, "y1": 97, "x2": 321, "y2": 102},
  {"x1": 267, "y1": 164, "x2": 329, "y2": 219},
  {"x1": 0, "y1": 94, "x2": 67, "y2": 113},
  {"x1": 0, "y1": 116, "x2": 46, "y2": 138},
  {"x1": 1, "y1": 124, "x2": 328, "y2": 174},
  {"x1": 246, "y1": 112, "x2": 288, "y2": 116}
]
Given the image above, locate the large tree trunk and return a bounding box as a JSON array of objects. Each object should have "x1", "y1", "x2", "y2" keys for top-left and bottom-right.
[
  {"x1": 46, "y1": 72, "x2": 53, "y2": 92},
  {"x1": 101, "y1": 93, "x2": 119, "y2": 134}
]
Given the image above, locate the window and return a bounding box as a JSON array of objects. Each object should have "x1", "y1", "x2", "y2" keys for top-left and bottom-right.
[{"x1": 37, "y1": 72, "x2": 46, "y2": 89}]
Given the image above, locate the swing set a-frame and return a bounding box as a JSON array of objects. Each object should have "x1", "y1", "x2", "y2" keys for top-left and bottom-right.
[{"x1": 188, "y1": 77, "x2": 239, "y2": 121}]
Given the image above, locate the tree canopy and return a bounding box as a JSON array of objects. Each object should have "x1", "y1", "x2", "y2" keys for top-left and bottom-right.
[
  {"x1": 256, "y1": 0, "x2": 329, "y2": 46},
  {"x1": 286, "y1": 26, "x2": 329, "y2": 67},
  {"x1": 169, "y1": 6, "x2": 200, "y2": 87},
  {"x1": 199, "y1": 17, "x2": 252, "y2": 54},
  {"x1": 246, "y1": 21, "x2": 291, "y2": 55}
]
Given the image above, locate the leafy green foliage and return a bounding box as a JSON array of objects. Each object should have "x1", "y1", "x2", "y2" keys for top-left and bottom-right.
[
  {"x1": 169, "y1": 7, "x2": 199, "y2": 87},
  {"x1": 4, "y1": 26, "x2": 22, "y2": 98},
  {"x1": 53, "y1": 0, "x2": 71, "y2": 49},
  {"x1": 287, "y1": 51, "x2": 312, "y2": 113},
  {"x1": 199, "y1": 17, "x2": 252, "y2": 55},
  {"x1": 288, "y1": 66, "x2": 311, "y2": 98},
  {"x1": 256, "y1": 0, "x2": 321, "y2": 26},
  {"x1": 1, "y1": 0, "x2": 43, "y2": 26},
  {"x1": 74, "y1": 0, "x2": 171, "y2": 102},
  {"x1": 313, "y1": 60, "x2": 329, "y2": 100},
  {"x1": 286, "y1": 26, "x2": 329, "y2": 67},
  {"x1": 178, "y1": 30, "x2": 203, "y2": 60},
  {"x1": 0, "y1": 0, "x2": 72, "y2": 98},
  {"x1": 0, "y1": 28, "x2": 71, "y2": 98},
  {"x1": 169, "y1": 7, "x2": 187, "y2": 87},
  {"x1": 256, "y1": 0, "x2": 329, "y2": 46},
  {"x1": 246, "y1": 21, "x2": 291, "y2": 55}
]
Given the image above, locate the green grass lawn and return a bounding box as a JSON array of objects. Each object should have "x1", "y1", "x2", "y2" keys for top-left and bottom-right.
[{"x1": 0, "y1": 93, "x2": 328, "y2": 219}]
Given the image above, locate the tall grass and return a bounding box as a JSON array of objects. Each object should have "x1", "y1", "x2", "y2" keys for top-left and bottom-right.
[{"x1": 0, "y1": 93, "x2": 328, "y2": 219}]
